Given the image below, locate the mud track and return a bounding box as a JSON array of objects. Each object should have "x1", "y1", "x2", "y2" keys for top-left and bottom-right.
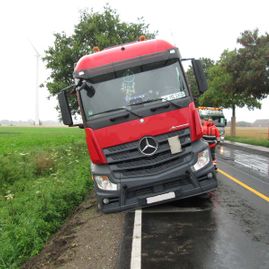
[{"x1": 22, "y1": 194, "x2": 125, "y2": 269}]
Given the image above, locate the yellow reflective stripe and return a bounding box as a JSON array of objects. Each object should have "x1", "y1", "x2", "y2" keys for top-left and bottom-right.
[{"x1": 218, "y1": 169, "x2": 269, "y2": 203}]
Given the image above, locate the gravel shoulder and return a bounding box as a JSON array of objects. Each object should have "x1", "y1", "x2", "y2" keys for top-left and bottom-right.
[{"x1": 22, "y1": 194, "x2": 125, "y2": 269}]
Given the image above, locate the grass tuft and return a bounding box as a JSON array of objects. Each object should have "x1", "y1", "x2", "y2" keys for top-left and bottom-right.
[{"x1": 34, "y1": 152, "x2": 55, "y2": 176}]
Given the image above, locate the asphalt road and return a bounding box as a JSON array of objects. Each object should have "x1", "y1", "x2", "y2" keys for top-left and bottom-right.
[{"x1": 119, "y1": 143, "x2": 269, "y2": 269}]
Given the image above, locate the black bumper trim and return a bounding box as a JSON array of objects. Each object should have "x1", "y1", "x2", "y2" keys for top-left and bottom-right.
[{"x1": 100, "y1": 176, "x2": 217, "y2": 213}]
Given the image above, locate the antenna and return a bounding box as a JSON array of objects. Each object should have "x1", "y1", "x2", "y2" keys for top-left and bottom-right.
[
  {"x1": 29, "y1": 40, "x2": 41, "y2": 126},
  {"x1": 170, "y1": 31, "x2": 176, "y2": 47}
]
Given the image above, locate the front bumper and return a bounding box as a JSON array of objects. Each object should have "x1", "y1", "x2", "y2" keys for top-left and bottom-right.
[{"x1": 92, "y1": 139, "x2": 217, "y2": 213}]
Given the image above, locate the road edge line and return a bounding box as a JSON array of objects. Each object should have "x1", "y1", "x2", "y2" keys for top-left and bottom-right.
[
  {"x1": 218, "y1": 168, "x2": 269, "y2": 202},
  {"x1": 130, "y1": 209, "x2": 142, "y2": 269}
]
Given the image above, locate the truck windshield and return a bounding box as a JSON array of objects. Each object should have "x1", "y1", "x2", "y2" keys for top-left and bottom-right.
[
  {"x1": 80, "y1": 59, "x2": 188, "y2": 120},
  {"x1": 212, "y1": 116, "x2": 226, "y2": 127}
]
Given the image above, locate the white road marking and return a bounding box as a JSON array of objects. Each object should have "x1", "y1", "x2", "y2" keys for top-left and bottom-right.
[{"x1": 130, "y1": 209, "x2": 142, "y2": 269}]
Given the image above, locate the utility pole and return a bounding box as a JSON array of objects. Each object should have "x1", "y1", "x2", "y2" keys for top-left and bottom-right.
[{"x1": 29, "y1": 41, "x2": 41, "y2": 126}]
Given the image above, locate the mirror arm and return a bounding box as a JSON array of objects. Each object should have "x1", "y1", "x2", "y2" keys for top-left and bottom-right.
[{"x1": 70, "y1": 123, "x2": 84, "y2": 129}]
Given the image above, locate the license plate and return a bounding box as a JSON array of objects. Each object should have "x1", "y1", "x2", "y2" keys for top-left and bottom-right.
[
  {"x1": 146, "y1": 192, "x2": 176, "y2": 204},
  {"x1": 168, "y1": 136, "x2": 182, "y2": 154}
]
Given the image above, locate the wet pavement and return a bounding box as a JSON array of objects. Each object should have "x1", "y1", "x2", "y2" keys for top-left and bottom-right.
[
  {"x1": 218, "y1": 144, "x2": 269, "y2": 182},
  {"x1": 120, "y1": 144, "x2": 269, "y2": 269},
  {"x1": 141, "y1": 194, "x2": 269, "y2": 269}
]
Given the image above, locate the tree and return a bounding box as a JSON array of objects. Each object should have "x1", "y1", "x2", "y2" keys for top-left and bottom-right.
[
  {"x1": 197, "y1": 30, "x2": 269, "y2": 136},
  {"x1": 222, "y1": 29, "x2": 269, "y2": 135},
  {"x1": 199, "y1": 50, "x2": 262, "y2": 136},
  {"x1": 199, "y1": 55, "x2": 261, "y2": 109},
  {"x1": 232, "y1": 29, "x2": 269, "y2": 99},
  {"x1": 43, "y1": 5, "x2": 157, "y2": 113}
]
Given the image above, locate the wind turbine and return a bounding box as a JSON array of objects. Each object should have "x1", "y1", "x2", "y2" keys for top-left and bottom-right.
[{"x1": 29, "y1": 40, "x2": 41, "y2": 126}]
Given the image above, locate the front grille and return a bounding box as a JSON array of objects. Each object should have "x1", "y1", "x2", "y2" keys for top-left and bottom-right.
[{"x1": 103, "y1": 128, "x2": 192, "y2": 178}]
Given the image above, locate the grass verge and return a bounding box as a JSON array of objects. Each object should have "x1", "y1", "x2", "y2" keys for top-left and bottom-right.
[
  {"x1": 226, "y1": 135, "x2": 269, "y2": 148},
  {"x1": 0, "y1": 127, "x2": 91, "y2": 269}
]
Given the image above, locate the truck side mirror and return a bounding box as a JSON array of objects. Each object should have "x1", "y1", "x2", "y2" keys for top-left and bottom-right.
[
  {"x1": 58, "y1": 90, "x2": 73, "y2": 126},
  {"x1": 225, "y1": 119, "x2": 227, "y2": 126},
  {"x1": 192, "y1": 59, "x2": 208, "y2": 94}
]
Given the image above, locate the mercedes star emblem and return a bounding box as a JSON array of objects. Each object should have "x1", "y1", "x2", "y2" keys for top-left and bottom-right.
[{"x1": 139, "y1": 136, "x2": 158, "y2": 156}]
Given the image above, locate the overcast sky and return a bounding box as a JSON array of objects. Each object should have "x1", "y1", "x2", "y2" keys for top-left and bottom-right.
[{"x1": 0, "y1": 0, "x2": 268, "y2": 123}]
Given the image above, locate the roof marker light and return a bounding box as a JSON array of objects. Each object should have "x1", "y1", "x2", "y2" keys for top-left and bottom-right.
[
  {"x1": 139, "y1": 35, "x2": 146, "y2": 41},
  {"x1": 92, "y1": 46, "x2": 100, "y2": 53}
]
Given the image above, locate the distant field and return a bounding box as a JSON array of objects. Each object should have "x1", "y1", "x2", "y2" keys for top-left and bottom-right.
[
  {"x1": 225, "y1": 127, "x2": 269, "y2": 147},
  {"x1": 225, "y1": 127, "x2": 269, "y2": 139},
  {"x1": 0, "y1": 127, "x2": 91, "y2": 269}
]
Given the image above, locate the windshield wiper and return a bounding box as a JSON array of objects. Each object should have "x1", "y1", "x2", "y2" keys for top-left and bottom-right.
[
  {"x1": 128, "y1": 98, "x2": 163, "y2": 106},
  {"x1": 129, "y1": 98, "x2": 182, "y2": 108},
  {"x1": 164, "y1": 99, "x2": 182, "y2": 108},
  {"x1": 91, "y1": 107, "x2": 142, "y2": 118}
]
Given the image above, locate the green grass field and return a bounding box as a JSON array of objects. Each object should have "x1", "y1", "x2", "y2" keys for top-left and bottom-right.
[
  {"x1": 0, "y1": 127, "x2": 84, "y2": 153},
  {"x1": 0, "y1": 127, "x2": 92, "y2": 269}
]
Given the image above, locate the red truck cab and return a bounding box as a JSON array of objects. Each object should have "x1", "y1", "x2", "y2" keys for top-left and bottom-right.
[{"x1": 59, "y1": 39, "x2": 217, "y2": 213}]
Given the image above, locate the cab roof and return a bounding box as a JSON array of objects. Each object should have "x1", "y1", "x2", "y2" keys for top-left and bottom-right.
[{"x1": 74, "y1": 39, "x2": 175, "y2": 73}]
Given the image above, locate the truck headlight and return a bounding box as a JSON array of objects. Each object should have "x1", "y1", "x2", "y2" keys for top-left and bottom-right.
[
  {"x1": 192, "y1": 149, "x2": 210, "y2": 171},
  {"x1": 94, "y1": 175, "x2": 118, "y2": 191}
]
